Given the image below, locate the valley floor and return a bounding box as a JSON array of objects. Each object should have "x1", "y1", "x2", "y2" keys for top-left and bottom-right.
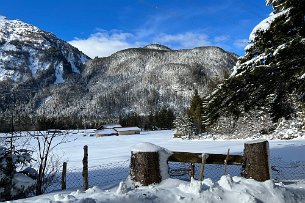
[
  {"x1": 40, "y1": 129, "x2": 305, "y2": 168},
  {"x1": 7, "y1": 130, "x2": 305, "y2": 202}
]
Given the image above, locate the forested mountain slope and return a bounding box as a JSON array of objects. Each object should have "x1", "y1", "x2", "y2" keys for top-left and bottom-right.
[{"x1": 202, "y1": 0, "x2": 305, "y2": 139}]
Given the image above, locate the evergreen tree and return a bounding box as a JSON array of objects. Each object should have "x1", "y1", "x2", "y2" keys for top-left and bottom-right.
[
  {"x1": 204, "y1": 0, "x2": 305, "y2": 134},
  {"x1": 189, "y1": 90, "x2": 203, "y2": 133},
  {"x1": 119, "y1": 112, "x2": 141, "y2": 127},
  {"x1": 0, "y1": 145, "x2": 36, "y2": 201},
  {"x1": 201, "y1": 98, "x2": 210, "y2": 131},
  {"x1": 147, "y1": 112, "x2": 156, "y2": 130},
  {"x1": 173, "y1": 112, "x2": 196, "y2": 139},
  {"x1": 164, "y1": 108, "x2": 176, "y2": 129},
  {"x1": 155, "y1": 108, "x2": 176, "y2": 129}
]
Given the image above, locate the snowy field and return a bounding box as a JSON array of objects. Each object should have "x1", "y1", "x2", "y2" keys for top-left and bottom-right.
[
  {"x1": 6, "y1": 130, "x2": 305, "y2": 202},
  {"x1": 32, "y1": 129, "x2": 305, "y2": 168}
]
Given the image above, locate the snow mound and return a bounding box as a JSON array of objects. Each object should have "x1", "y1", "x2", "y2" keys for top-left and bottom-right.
[
  {"x1": 131, "y1": 142, "x2": 164, "y2": 152},
  {"x1": 15, "y1": 176, "x2": 305, "y2": 203}
]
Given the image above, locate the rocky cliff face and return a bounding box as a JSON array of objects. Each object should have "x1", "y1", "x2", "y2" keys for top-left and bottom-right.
[{"x1": 0, "y1": 16, "x2": 89, "y2": 88}]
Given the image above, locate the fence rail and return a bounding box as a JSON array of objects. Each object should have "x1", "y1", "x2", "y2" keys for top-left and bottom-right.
[{"x1": 168, "y1": 151, "x2": 244, "y2": 165}]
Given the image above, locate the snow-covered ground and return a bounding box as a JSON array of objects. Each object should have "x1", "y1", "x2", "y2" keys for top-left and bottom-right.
[
  {"x1": 32, "y1": 130, "x2": 305, "y2": 168},
  {"x1": 12, "y1": 176, "x2": 305, "y2": 203},
  {"x1": 7, "y1": 130, "x2": 305, "y2": 202}
]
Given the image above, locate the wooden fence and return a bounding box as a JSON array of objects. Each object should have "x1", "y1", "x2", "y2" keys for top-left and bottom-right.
[
  {"x1": 131, "y1": 140, "x2": 271, "y2": 186},
  {"x1": 168, "y1": 151, "x2": 243, "y2": 180},
  {"x1": 60, "y1": 140, "x2": 271, "y2": 190}
]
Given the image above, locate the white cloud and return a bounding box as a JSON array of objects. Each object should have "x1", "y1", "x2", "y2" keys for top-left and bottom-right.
[
  {"x1": 155, "y1": 32, "x2": 211, "y2": 49},
  {"x1": 68, "y1": 31, "x2": 141, "y2": 58},
  {"x1": 213, "y1": 35, "x2": 229, "y2": 43},
  {"x1": 69, "y1": 29, "x2": 235, "y2": 58},
  {"x1": 234, "y1": 39, "x2": 248, "y2": 49}
]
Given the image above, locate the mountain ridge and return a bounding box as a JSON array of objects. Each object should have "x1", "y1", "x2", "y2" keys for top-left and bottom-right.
[{"x1": 0, "y1": 16, "x2": 238, "y2": 129}]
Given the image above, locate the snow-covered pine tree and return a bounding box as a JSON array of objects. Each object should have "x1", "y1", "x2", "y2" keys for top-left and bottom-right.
[
  {"x1": 203, "y1": 0, "x2": 305, "y2": 137},
  {"x1": 0, "y1": 145, "x2": 36, "y2": 201},
  {"x1": 173, "y1": 113, "x2": 196, "y2": 139}
]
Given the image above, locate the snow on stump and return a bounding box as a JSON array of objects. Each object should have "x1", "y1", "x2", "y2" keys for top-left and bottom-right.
[
  {"x1": 130, "y1": 142, "x2": 171, "y2": 186},
  {"x1": 243, "y1": 140, "x2": 271, "y2": 181}
]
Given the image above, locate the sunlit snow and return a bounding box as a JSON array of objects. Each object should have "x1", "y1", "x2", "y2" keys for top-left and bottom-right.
[{"x1": 9, "y1": 130, "x2": 305, "y2": 203}]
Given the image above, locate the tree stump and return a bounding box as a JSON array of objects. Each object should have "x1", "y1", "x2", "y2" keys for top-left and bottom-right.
[
  {"x1": 243, "y1": 140, "x2": 270, "y2": 181},
  {"x1": 130, "y1": 151, "x2": 161, "y2": 186}
]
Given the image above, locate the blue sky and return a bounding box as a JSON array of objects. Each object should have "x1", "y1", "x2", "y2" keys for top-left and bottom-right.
[{"x1": 0, "y1": 0, "x2": 272, "y2": 58}]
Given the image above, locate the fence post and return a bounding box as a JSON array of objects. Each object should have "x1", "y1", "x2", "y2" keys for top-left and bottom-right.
[
  {"x1": 224, "y1": 148, "x2": 230, "y2": 175},
  {"x1": 82, "y1": 145, "x2": 89, "y2": 190},
  {"x1": 199, "y1": 154, "x2": 208, "y2": 181},
  {"x1": 243, "y1": 140, "x2": 271, "y2": 181},
  {"x1": 190, "y1": 163, "x2": 195, "y2": 179},
  {"x1": 61, "y1": 162, "x2": 67, "y2": 190}
]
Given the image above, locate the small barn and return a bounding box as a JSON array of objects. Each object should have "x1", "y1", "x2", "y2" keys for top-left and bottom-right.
[
  {"x1": 95, "y1": 124, "x2": 141, "y2": 136},
  {"x1": 95, "y1": 129, "x2": 118, "y2": 137},
  {"x1": 114, "y1": 127, "x2": 141, "y2": 135}
]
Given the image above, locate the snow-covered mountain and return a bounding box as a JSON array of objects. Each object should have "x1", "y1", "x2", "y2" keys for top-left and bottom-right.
[
  {"x1": 42, "y1": 45, "x2": 237, "y2": 119},
  {"x1": 0, "y1": 16, "x2": 238, "y2": 126},
  {"x1": 0, "y1": 16, "x2": 89, "y2": 87}
]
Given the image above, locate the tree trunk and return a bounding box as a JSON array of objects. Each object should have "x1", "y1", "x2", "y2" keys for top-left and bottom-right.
[
  {"x1": 242, "y1": 140, "x2": 270, "y2": 181},
  {"x1": 36, "y1": 161, "x2": 44, "y2": 195},
  {"x1": 130, "y1": 151, "x2": 161, "y2": 186}
]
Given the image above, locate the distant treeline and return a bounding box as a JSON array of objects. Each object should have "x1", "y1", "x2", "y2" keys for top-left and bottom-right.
[
  {"x1": 119, "y1": 108, "x2": 176, "y2": 130},
  {"x1": 0, "y1": 108, "x2": 176, "y2": 132},
  {"x1": 0, "y1": 115, "x2": 100, "y2": 132}
]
